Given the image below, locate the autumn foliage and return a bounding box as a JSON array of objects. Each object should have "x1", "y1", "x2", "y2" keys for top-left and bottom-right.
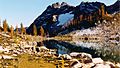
[
  {"x1": 40, "y1": 26, "x2": 44, "y2": 36},
  {"x1": 33, "y1": 24, "x2": 37, "y2": 36},
  {"x1": 10, "y1": 25, "x2": 14, "y2": 38},
  {"x1": 3, "y1": 20, "x2": 8, "y2": 33}
]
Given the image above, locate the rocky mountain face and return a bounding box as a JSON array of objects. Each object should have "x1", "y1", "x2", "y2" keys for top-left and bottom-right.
[
  {"x1": 27, "y1": 2, "x2": 74, "y2": 36},
  {"x1": 107, "y1": 0, "x2": 120, "y2": 14},
  {"x1": 26, "y1": 1, "x2": 120, "y2": 37}
]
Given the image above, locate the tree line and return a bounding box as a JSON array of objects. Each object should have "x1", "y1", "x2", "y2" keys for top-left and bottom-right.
[{"x1": 0, "y1": 20, "x2": 45, "y2": 38}]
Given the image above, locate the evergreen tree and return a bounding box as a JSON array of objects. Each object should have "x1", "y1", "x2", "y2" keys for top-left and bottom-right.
[
  {"x1": 10, "y1": 25, "x2": 14, "y2": 38},
  {"x1": 0, "y1": 28, "x2": 1, "y2": 32},
  {"x1": 80, "y1": 15, "x2": 83, "y2": 21},
  {"x1": 3, "y1": 20, "x2": 8, "y2": 33},
  {"x1": 40, "y1": 26, "x2": 44, "y2": 36},
  {"x1": 98, "y1": 9, "x2": 101, "y2": 16},
  {"x1": 15, "y1": 25, "x2": 18, "y2": 35},
  {"x1": 33, "y1": 24, "x2": 37, "y2": 36},
  {"x1": 23, "y1": 28, "x2": 26, "y2": 35},
  {"x1": 21, "y1": 23, "x2": 24, "y2": 35},
  {"x1": 89, "y1": 15, "x2": 92, "y2": 21},
  {"x1": 101, "y1": 5, "x2": 105, "y2": 17},
  {"x1": 105, "y1": 11, "x2": 108, "y2": 16}
]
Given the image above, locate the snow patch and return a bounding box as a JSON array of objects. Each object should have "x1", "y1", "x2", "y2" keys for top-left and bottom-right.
[{"x1": 58, "y1": 12, "x2": 74, "y2": 26}]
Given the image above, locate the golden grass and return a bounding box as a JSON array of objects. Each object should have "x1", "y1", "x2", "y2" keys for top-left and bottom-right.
[
  {"x1": 0, "y1": 54, "x2": 56, "y2": 68},
  {"x1": 18, "y1": 54, "x2": 55, "y2": 68}
]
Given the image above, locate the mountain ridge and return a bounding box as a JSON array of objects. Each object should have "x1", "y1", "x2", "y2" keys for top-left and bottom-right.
[{"x1": 26, "y1": 1, "x2": 120, "y2": 37}]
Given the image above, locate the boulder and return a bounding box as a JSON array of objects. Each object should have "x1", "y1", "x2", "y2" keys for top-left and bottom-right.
[
  {"x1": 40, "y1": 46, "x2": 49, "y2": 50},
  {"x1": 2, "y1": 55, "x2": 15, "y2": 59},
  {"x1": 82, "y1": 63, "x2": 95, "y2": 68},
  {"x1": 83, "y1": 59, "x2": 92, "y2": 64},
  {"x1": 79, "y1": 53, "x2": 92, "y2": 59},
  {"x1": 94, "y1": 64, "x2": 111, "y2": 68},
  {"x1": 92, "y1": 58, "x2": 104, "y2": 64},
  {"x1": 105, "y1": 61, "x2": 115, "y2": 68},
  {"x1": 70, "y1": 52, "x2": 80, "y2": 57},
  {"x1": 70, "y1": 60, "x2": 82, "y2": 68},
  {"x1": 116, "y1": 63, "x2": 120, "y2": 68},
  {"x1": 70, "y1": 52, "x2": 92, "y2": 59},
  {"x1": 59, "y1": 54, "x2": 72, "y2": 60}
]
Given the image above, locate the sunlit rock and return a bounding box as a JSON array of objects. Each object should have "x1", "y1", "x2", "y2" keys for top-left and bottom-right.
[
  {"x1": 40, "y1": 46, "x2": 49, "y2": 50},
  {"x1": 0, "y1": 46, "x2": 9, "y2": 53},
  {"x1": 70, "y1": 52, "x2": 80, "y2": 57},
  {"x1": 0, "y1": 55, "x2": 2, "y2": 59},
  {"x1": 70, "y1": 52, "x2": 92, "y2": 59},
  {"x1": 2, "y1": 55, "x2": 15, "y2": 59},
  {"x1": 116, "y1": 63, "x2": 120, "y2": 68},
  {"x1": 82, "y1": 63, "x2": 95, "y2": 68},
  {"x1": 80, "y1": 53, "x2": 92, "y2": 59},
  {"x1": 92, "y1": 58, "x2": 104, "y2": 64},
  {"x1": 58, "y1": 54, "x2": 72, "y2": 60},
  {"x1": 94, "y1": 64, "x2": 111, "y2": 68},
  {"x1": 12, "y1": 54, "x2": 18, "y2": 57},
  {"x1": 105, "y1": 61, "x2": 115, "y2": 68},
  {"x1": 70, "y1": 59, "x2": 82, "y2": 68}
]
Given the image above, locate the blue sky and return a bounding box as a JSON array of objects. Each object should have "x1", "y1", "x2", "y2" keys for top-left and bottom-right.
[{"x1": 0, "y1": 0, "x2": 117, "y2": 28}]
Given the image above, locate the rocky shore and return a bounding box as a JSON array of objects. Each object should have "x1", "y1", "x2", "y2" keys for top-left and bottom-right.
[{"x1": 0, "y1": 32, "x2": 120, "y2": 68}]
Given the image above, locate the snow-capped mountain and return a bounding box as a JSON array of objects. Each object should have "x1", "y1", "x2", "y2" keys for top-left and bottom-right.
[
  {"x1": 26, "y1": 1, "x2": 120, "y2": 36},
  {"x1": 27, "y1": 2, "x2": 74, "y2": 36}
]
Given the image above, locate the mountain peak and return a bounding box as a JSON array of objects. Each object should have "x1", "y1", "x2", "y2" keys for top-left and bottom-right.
[
  {"x1": 106, "y1": 0, "x2": 120, "y2": 14},
  {"x1": 61, "y1": 2, "x2": 68, "y2": 6},
  {"x1": 27, "y1": 1, "x2": 120, "y2": 36},
  {"x1": 51, "y1": 2, "x2": 71, "y2": 8},
  {"x1": 52, "y1": 2, "x2": 61, "y2": 8}
]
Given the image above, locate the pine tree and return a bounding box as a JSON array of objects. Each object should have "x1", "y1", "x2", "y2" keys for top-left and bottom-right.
[
  {"x1": 3, "y1": 20, "x2": 8, "y2": 33},
  {"x1": 80, "y1": 15, "x2": 83, "y2": 21},
  {"x1": 105, "y1": 11, "x2": 108, "y2": 16},
  {"x1": 98, "y1": 9, "x2": 101, "y2": 15},
  {"x1": 23, "y1": 28, "x2": 26, "y2": 35},
  {"x1": 89, "y1": 15, "x2": 92, "y2": 21},
  {"x1": 21, "y1": 23, "x2": 24, "y2": 35},
  {"x1": 15, "y1": 25, "x2": 18, "y2": 35},
  {"x1": 0, "y1": 28, "x2": 1, "y2": 32},
  {"x1": 40, "y1": 26, "x2": 44, "y2": 37},
  {"x1": 33, "y1": 24, "x2": 37, "y2": 36},
  {"x1": 101, "y1": 5, "x2": 105, "y2": 17},
  {"x1": 10, "y1": 25, "x2": 14, "y2": 38}
]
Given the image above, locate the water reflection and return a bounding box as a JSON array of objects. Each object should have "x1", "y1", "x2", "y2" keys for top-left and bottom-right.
[
  {"x1": 43, "y1": 39, "x2": 120, "y2": 62},
  {"x1": 0, "y1": 39, "x2": 119, "y2": 68},
  {"x1": 44, "y1": 40, "x2": 99, "y2": 57}
]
